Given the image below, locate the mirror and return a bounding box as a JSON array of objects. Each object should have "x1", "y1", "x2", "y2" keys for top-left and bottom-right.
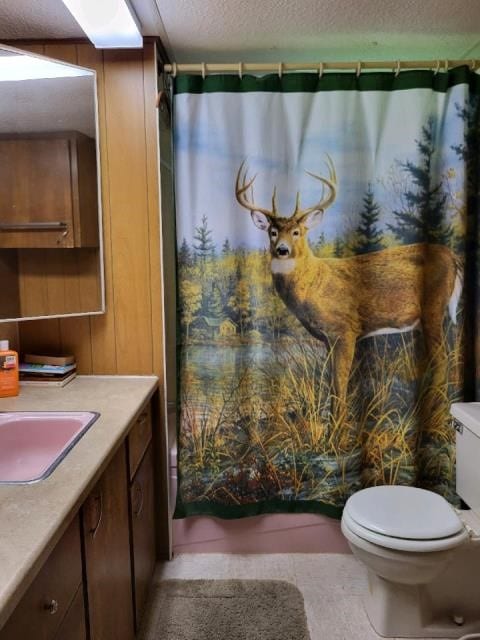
[{"x1": 0, "y1": 45, "x2": 104, "y2": 322}]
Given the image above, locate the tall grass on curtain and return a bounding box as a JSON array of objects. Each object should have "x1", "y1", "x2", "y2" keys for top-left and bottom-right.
[{"x1": 173, "y1": 69, "x2": 480, "y2": 519}]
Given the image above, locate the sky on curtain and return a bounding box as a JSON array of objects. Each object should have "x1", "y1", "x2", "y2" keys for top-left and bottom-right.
[{"x1": 174, "y1": 84, "x2": 466, "y2": 248}]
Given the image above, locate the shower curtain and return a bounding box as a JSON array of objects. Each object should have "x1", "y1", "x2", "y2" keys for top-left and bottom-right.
[{"x1": 173, "y1": 67, "x2": 480, "y2": 519}]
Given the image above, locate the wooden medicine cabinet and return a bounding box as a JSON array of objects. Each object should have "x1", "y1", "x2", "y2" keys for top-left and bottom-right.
[{"x1": 0, "y1": 131, "x2": 98, "y2": 249}]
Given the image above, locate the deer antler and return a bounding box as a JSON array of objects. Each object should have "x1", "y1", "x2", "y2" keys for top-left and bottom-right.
[
  {"x1": 235, "y1": 161, "x2": 277, "y2": 217},
  {"x1": 294, "y1": 154, "x2": 337, "y2": 219}
]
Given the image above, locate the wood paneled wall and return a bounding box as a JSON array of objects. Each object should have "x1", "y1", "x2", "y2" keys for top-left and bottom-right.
[{"x1": 1, "y1": 40, "x2": 170, "y2": 557}]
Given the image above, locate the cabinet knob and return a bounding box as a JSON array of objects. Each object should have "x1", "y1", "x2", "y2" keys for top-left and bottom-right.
[{"x1": 45, "y1": 599, "x2": 59, "y2": 615}]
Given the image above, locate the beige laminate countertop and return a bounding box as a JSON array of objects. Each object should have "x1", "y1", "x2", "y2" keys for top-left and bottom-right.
[{"x1": 0, "y1": 375, "x2": 158, "y2": 629}]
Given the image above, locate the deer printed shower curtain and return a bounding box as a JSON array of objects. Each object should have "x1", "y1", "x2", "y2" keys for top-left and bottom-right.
[{"x1": 173, "y1": 68, "x2": 480, "y2": 519}]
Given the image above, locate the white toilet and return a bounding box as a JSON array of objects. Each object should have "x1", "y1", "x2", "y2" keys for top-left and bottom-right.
[{"x1": 341, "y1": 402, "x2": 480, "y2": 638}]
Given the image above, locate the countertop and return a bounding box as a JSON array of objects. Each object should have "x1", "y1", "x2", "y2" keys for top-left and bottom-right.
[{"x1": 0, "y1": 375, "x2": 158, "y2": 629}]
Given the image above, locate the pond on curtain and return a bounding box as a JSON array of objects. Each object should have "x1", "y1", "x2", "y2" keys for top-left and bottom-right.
[{"x1": 173, "y1": 68, "x2": 480, "y2": 520}]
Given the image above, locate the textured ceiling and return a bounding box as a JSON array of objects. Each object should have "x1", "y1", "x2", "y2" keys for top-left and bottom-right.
[
  {"x1": 0, "y1": 71, "x2": 96, "y2": 136},
  {"x1": 0, "y1": 0, "x2": 480, "y2": 62},
  {"x1": 0, "y1": 0, "x2": 81, "y2": 39},
  {"x1": 154, "y1": 0, "x2": 480, "y2": 62}
]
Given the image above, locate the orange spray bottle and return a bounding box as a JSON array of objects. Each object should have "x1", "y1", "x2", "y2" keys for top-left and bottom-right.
[{"x1": 0, "y1": 340, "x2": 19, "y2": 398}]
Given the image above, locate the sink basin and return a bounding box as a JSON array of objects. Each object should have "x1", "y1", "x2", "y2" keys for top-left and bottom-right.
[{"x1": 0, "y1": 411, "x2": 99, "y2": 484}]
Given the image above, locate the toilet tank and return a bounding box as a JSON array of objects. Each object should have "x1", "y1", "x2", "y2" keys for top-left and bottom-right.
[{"x1": 451, "y1": 402, "x2": 480, "y2": 510}]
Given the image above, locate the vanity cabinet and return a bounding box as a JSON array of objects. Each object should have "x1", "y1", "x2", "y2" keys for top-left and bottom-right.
[
  {"x1": 0, "y1": 132, "x2": 98, "y2": 249},
  {"x1": 128, "y1": 405, "x2": 156, "y2": 630},
  {"x1": 0, "y1": 396, "x2": 158, "y2": 640},
  {"x1": 0, "y1": 516, "x2": 85, "y2": 640},
  {"x1": 82, "y1": 445, "x2": 134, "y2": 640}
]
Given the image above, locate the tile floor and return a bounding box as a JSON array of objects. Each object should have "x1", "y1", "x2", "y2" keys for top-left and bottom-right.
[{"x1": 148, "y1": 553, "x2": 453, "y2": 640}]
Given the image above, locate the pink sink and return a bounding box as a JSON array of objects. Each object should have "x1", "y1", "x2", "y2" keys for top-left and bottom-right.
[{"x1": 0, "y1": 412, "x2": 99, "y2": 483}]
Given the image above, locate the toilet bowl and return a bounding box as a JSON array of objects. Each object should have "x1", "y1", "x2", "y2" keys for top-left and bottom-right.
[
  {"x1": 339, "y1": 402, "x2": 480, "y2": 638},
  {"x1": 341, "y1": 485, "x2": 479, "y2": 637}
]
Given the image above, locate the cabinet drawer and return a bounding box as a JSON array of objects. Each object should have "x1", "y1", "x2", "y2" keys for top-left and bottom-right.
[
  {"x1": 0, "y1": 516, "x2": 83, "y2": 640},
  {"x1": 128, "y1": 403, "x2": 152, "y2": 481}
]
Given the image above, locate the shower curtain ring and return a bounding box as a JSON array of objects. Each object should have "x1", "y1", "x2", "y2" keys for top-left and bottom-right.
[
  {"x1": 238, "y1": 62, "x2": 243, "y2": 79},
  {"x1": 202, "y1": 62, "x2": 206, "y2": 80},
  {"x1": 278, "y1": 62, "x2": 283, "y2": 79},
  {"x1": 394, "y1": 60, "x2": 401, "y2": 77},
  {"x1": 434, "y1": 60, "x2": 440, "y2": 74},
  {"x1": 356, "y1": 61, "x2": 362, "y2": 77},
  {"x1": 172, "y1": 62, "x2": 177, "y2": 78},
  {"x1": 318, "y1": 62, "x2": 324, "y2": 78}
]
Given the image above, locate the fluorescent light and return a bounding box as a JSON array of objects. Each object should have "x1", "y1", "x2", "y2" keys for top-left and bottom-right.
[
  {"x1": 61, "y1": 0, "x2": 142, "y2": 48},
  {"x1": 0, "y1": 55, "x2": 92, "y2": 82}
]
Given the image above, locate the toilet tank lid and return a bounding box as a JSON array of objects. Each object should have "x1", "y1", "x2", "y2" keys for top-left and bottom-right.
[
  {"x1": 451, "y1": 403, "x2": 480, "y2": 438},
  {"x1": 344, "y1": 486, "x2": 463, "y2": 540}
]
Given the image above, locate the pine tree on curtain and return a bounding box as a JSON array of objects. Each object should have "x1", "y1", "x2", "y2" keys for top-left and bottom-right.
[{"x1": 173, "y1": 68, "x2": 480, "y2": 520}]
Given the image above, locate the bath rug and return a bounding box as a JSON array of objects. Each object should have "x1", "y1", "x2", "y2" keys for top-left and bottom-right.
[{"x1": 138, "y1": 579, "x2": 311, "y2": 640}]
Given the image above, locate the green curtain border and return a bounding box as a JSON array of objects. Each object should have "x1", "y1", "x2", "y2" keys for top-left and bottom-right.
[
  {"x1": 174, "y1": 66, "x2": 480, "y2": 95},
  {"x1": 174, "y1": 497, "x2": 343, "y2": 520}
]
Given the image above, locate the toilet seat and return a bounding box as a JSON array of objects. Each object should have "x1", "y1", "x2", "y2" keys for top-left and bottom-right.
[
  {"x1": 342, "y1": 508, "x2": 469, "y2": 552},
  {"x1": 343, "y1": 485, "x2": 469, "y2": 552}
]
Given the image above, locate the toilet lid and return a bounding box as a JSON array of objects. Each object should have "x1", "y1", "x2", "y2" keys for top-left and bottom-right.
[{"x1": 344, "y1": 486, "x2": 463, "y2": 540}]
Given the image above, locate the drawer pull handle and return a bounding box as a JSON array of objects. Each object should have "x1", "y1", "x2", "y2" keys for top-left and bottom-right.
[
  {"x1": 89, "y1": 492, "x2": 103, "y2": 539},
  {"x1": 45, "y1": 599, "x2": 59, "y2": 615},
  {"x1": 133, "y1": 480, "x2": 144, "y2": 518},
  {"x1": 0, "y1": 222, "x2": 68, "y2": 232}
]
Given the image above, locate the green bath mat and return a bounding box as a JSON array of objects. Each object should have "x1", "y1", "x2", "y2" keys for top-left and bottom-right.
[{"x1": 138, "y1": 579, "x2": 311, "y2": 640}]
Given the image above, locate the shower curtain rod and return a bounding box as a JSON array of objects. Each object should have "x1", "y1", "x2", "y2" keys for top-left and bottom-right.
[{"x1": 163, "y1": 59, "x2": 479, "y2": 76}]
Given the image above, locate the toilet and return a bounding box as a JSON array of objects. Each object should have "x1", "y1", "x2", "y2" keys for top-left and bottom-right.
[{"x1": 341, "y1": 402, "x2": 480, "y2": 638}]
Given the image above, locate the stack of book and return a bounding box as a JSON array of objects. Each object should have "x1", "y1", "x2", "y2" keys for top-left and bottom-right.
[{"x1": 19, "y1": 354, "x2": 77, "y2": 387}]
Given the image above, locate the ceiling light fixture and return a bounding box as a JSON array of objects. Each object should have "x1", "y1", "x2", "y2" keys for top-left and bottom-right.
[
  {"x1": 61, "y1": 0, "x2": 142, "y2": 49},
  {"x1": 0, "y1": 55, "x2": 92, "y2": 82}
]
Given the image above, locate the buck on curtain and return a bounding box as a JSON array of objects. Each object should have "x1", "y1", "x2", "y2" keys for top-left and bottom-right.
[{"x1": 173, "y1": 68, "x2": 480, "y2": 519}]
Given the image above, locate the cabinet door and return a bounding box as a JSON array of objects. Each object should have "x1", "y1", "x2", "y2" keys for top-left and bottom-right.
[
  {"x1": 0, "y1": 137, "x2": 75, "y2": 249},
  {"x1": 0, "y1": 516, "x2": 83, "y2": 640},
  {"x1": 53, "y1": 586, "x2": 87, "y2": 640},
  {"x1": 130, "y1": 444, "x2": 156, "y2": 629},
  {"x1": 82, "y1": 445, "x2": 134, "y2": 640}
]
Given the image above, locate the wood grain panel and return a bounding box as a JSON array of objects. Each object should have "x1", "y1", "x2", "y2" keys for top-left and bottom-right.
[
  {"x1": 19, "y1": 319, "x2": 62, "y2": 355},
  {"x1": 103, "y1": 50, "x2": 153, "y2": 374},
  {"x1": 44, "y1": 43, "x2": 77, "y2": 65},
  {"x1": 0, "y1": 251, "x2": 20, "y2": 319},
  {"x1": 143, "y1": 43, "x2": 164, "y2": 384},
  {"x1": 0, "y1": 323, "x2": 19, "y2": 351},
  {"x1": 77, "y1": 44, "x2": 116, "y2": 373}
]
